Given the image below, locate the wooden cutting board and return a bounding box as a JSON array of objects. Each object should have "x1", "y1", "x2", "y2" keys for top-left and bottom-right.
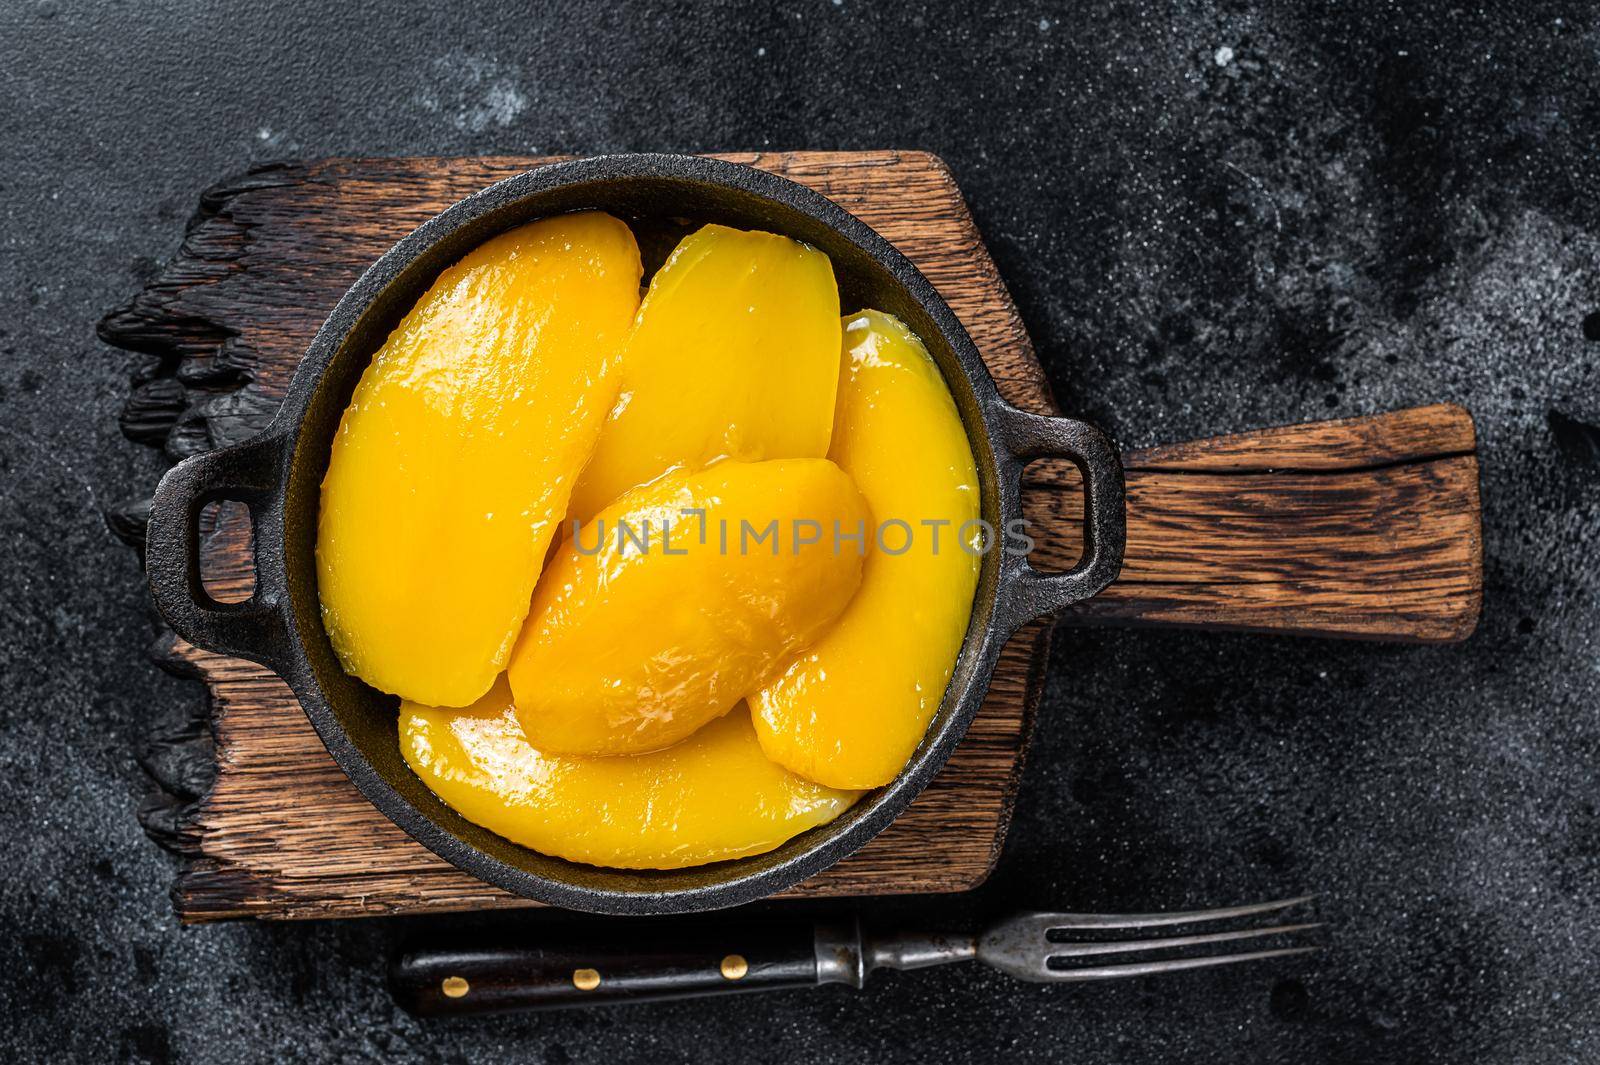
[{"x1": 102, "y1": 151, "x2": 1482, "y2": 923}]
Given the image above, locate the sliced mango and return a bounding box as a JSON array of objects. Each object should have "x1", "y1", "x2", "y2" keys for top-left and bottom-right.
[
  {"x1": 750, "y1": 311, "x2": 981, "y2": 789},
  {"x1": 317, "y1": 212, "x2": 642, "y2": 707},
  {"x1": 566, "y1": 224, "x2": 841, "y2": 521},
  {"x1": 509, "y1": 458, "x2": 870, "y2": 757},
  {"x1": 402, "y1": 679, "x2": 859, "y2": 869}
]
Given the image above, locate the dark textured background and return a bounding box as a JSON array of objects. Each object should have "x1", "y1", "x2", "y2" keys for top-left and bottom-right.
[{"x1": 3, "y1": 1, "x2": 1598, "y2": 1062}]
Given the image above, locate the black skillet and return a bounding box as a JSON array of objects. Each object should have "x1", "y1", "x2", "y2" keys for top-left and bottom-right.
[{"x1": 143, "y1": 154, "x2": 1125, "y2": 915}]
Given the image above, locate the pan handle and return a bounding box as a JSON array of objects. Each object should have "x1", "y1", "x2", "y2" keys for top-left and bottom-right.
[
  {"x1": 995, "y1": 406, "x2": 1126, "y2": 633},
  {"x1": 145, "y1": 432, "x2": 292, "y2": 668}
]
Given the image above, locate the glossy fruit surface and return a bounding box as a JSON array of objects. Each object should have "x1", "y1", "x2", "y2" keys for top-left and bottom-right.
[
  {"x1": 566, "y1": 224, "x2": 840, "y2": 521},
  {"x1": 317, "y1": 212, "x2": 642, "y2": 707},
  {"x1": 509, "y1": 458, "x2": 869, "y2": 757},
  {"x1": 401, "y1": 679, "x2": 859, "y2": 869},
  {"x1": 750, "y1": 310, "x2": 981, "y2": 789}
]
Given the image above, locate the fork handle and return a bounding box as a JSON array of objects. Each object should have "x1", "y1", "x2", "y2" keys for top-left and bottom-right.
[
  {"x1": 391, "y1": 923, "x2": 823, "y2": 1016},
  {"x1": 390, "y1": 919, "x2": 978, "y2": 1015}
]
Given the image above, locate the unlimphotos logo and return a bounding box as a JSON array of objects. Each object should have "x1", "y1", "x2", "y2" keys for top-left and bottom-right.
[{"x1": 567, "y1": 509, "x2": 1037, "y2": 557}]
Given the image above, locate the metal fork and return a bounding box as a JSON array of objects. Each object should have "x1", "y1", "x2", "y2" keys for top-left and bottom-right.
[
  {"x1": 950, "y1": 894, "x2": 1321, "y2": 983},
  {"x1": 392, "y1": 895, "x2": 1321, "y2": 1015}
]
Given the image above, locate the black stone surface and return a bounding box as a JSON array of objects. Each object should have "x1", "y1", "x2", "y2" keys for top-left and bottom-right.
[{"x1": 1, "y1": 1, "x2": 1596, "y2": 1061}]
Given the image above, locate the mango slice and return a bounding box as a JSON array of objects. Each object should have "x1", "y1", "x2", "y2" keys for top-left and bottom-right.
[
  {"x1": 750, "y1": 311, "x2": 981, "y2": 789},
  {"x1": 317, "y1": 212, "x2": 643, "y2": 707},
  {"x1": 402, "y1": 679, "x2": 859, "y2": 870},
  {"x1": 509, "y1": 458, "x2": 870, "y2": 757},
  {"x1": 566, "y1": 224, "x2": 841, "y2": 521}
]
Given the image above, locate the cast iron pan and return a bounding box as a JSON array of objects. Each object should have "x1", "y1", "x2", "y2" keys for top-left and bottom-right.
[{"x1": 143, "y1": 154, "x2": 1126, "y2": 915}]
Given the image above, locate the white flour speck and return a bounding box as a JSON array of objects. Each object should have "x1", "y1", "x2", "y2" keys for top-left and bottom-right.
[{"x1": 417, "y1": 52, "x2": 531, "y2": 132}]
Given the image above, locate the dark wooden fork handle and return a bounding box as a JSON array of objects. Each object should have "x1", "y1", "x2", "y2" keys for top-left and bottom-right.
[{"x1": 391, "y1": 924, "x2": 821, "y2": 1016}]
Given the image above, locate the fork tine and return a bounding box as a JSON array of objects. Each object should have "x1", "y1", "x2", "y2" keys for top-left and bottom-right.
[
  {"x1": 1041, "y1": 894, "x2": 1316, "y2": 931},
  {"x1": 1050, "y1": 922, "x2": 1323, "y2": 959},
  {"x1": 1045, "y1": 946, "x2": 1319, "y2": 982}
]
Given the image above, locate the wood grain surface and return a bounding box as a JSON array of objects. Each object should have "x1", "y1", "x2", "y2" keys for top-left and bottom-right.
[
  {"x1": 1032, "y1": 404, "x2": 1482, "y2": 641},
  {"x1": 100, "y1": 152, "x2": 1481, "y2": 922}
]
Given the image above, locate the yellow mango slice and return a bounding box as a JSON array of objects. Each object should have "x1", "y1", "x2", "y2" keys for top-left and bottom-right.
[
  {"x1": 402, "y1": 679, "x2": 859, "y2": 869},
  {"x1": 750, "y1": 311, "x2": 981, "y2": 789},
  {"x1": 566, "y1": 224, "x2": 841, "y2": 521},
  {"x1": 509, "y1": 458, "x2": 870, "y2": 757},
  {"x1": 317, "y1": 212, "x2": 642, "y2": 707}
]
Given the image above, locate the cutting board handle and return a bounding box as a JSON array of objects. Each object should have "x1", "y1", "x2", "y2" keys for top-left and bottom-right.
[{"x1": 1025, "y1": 403, "x2": 1482, "y2": 642}]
